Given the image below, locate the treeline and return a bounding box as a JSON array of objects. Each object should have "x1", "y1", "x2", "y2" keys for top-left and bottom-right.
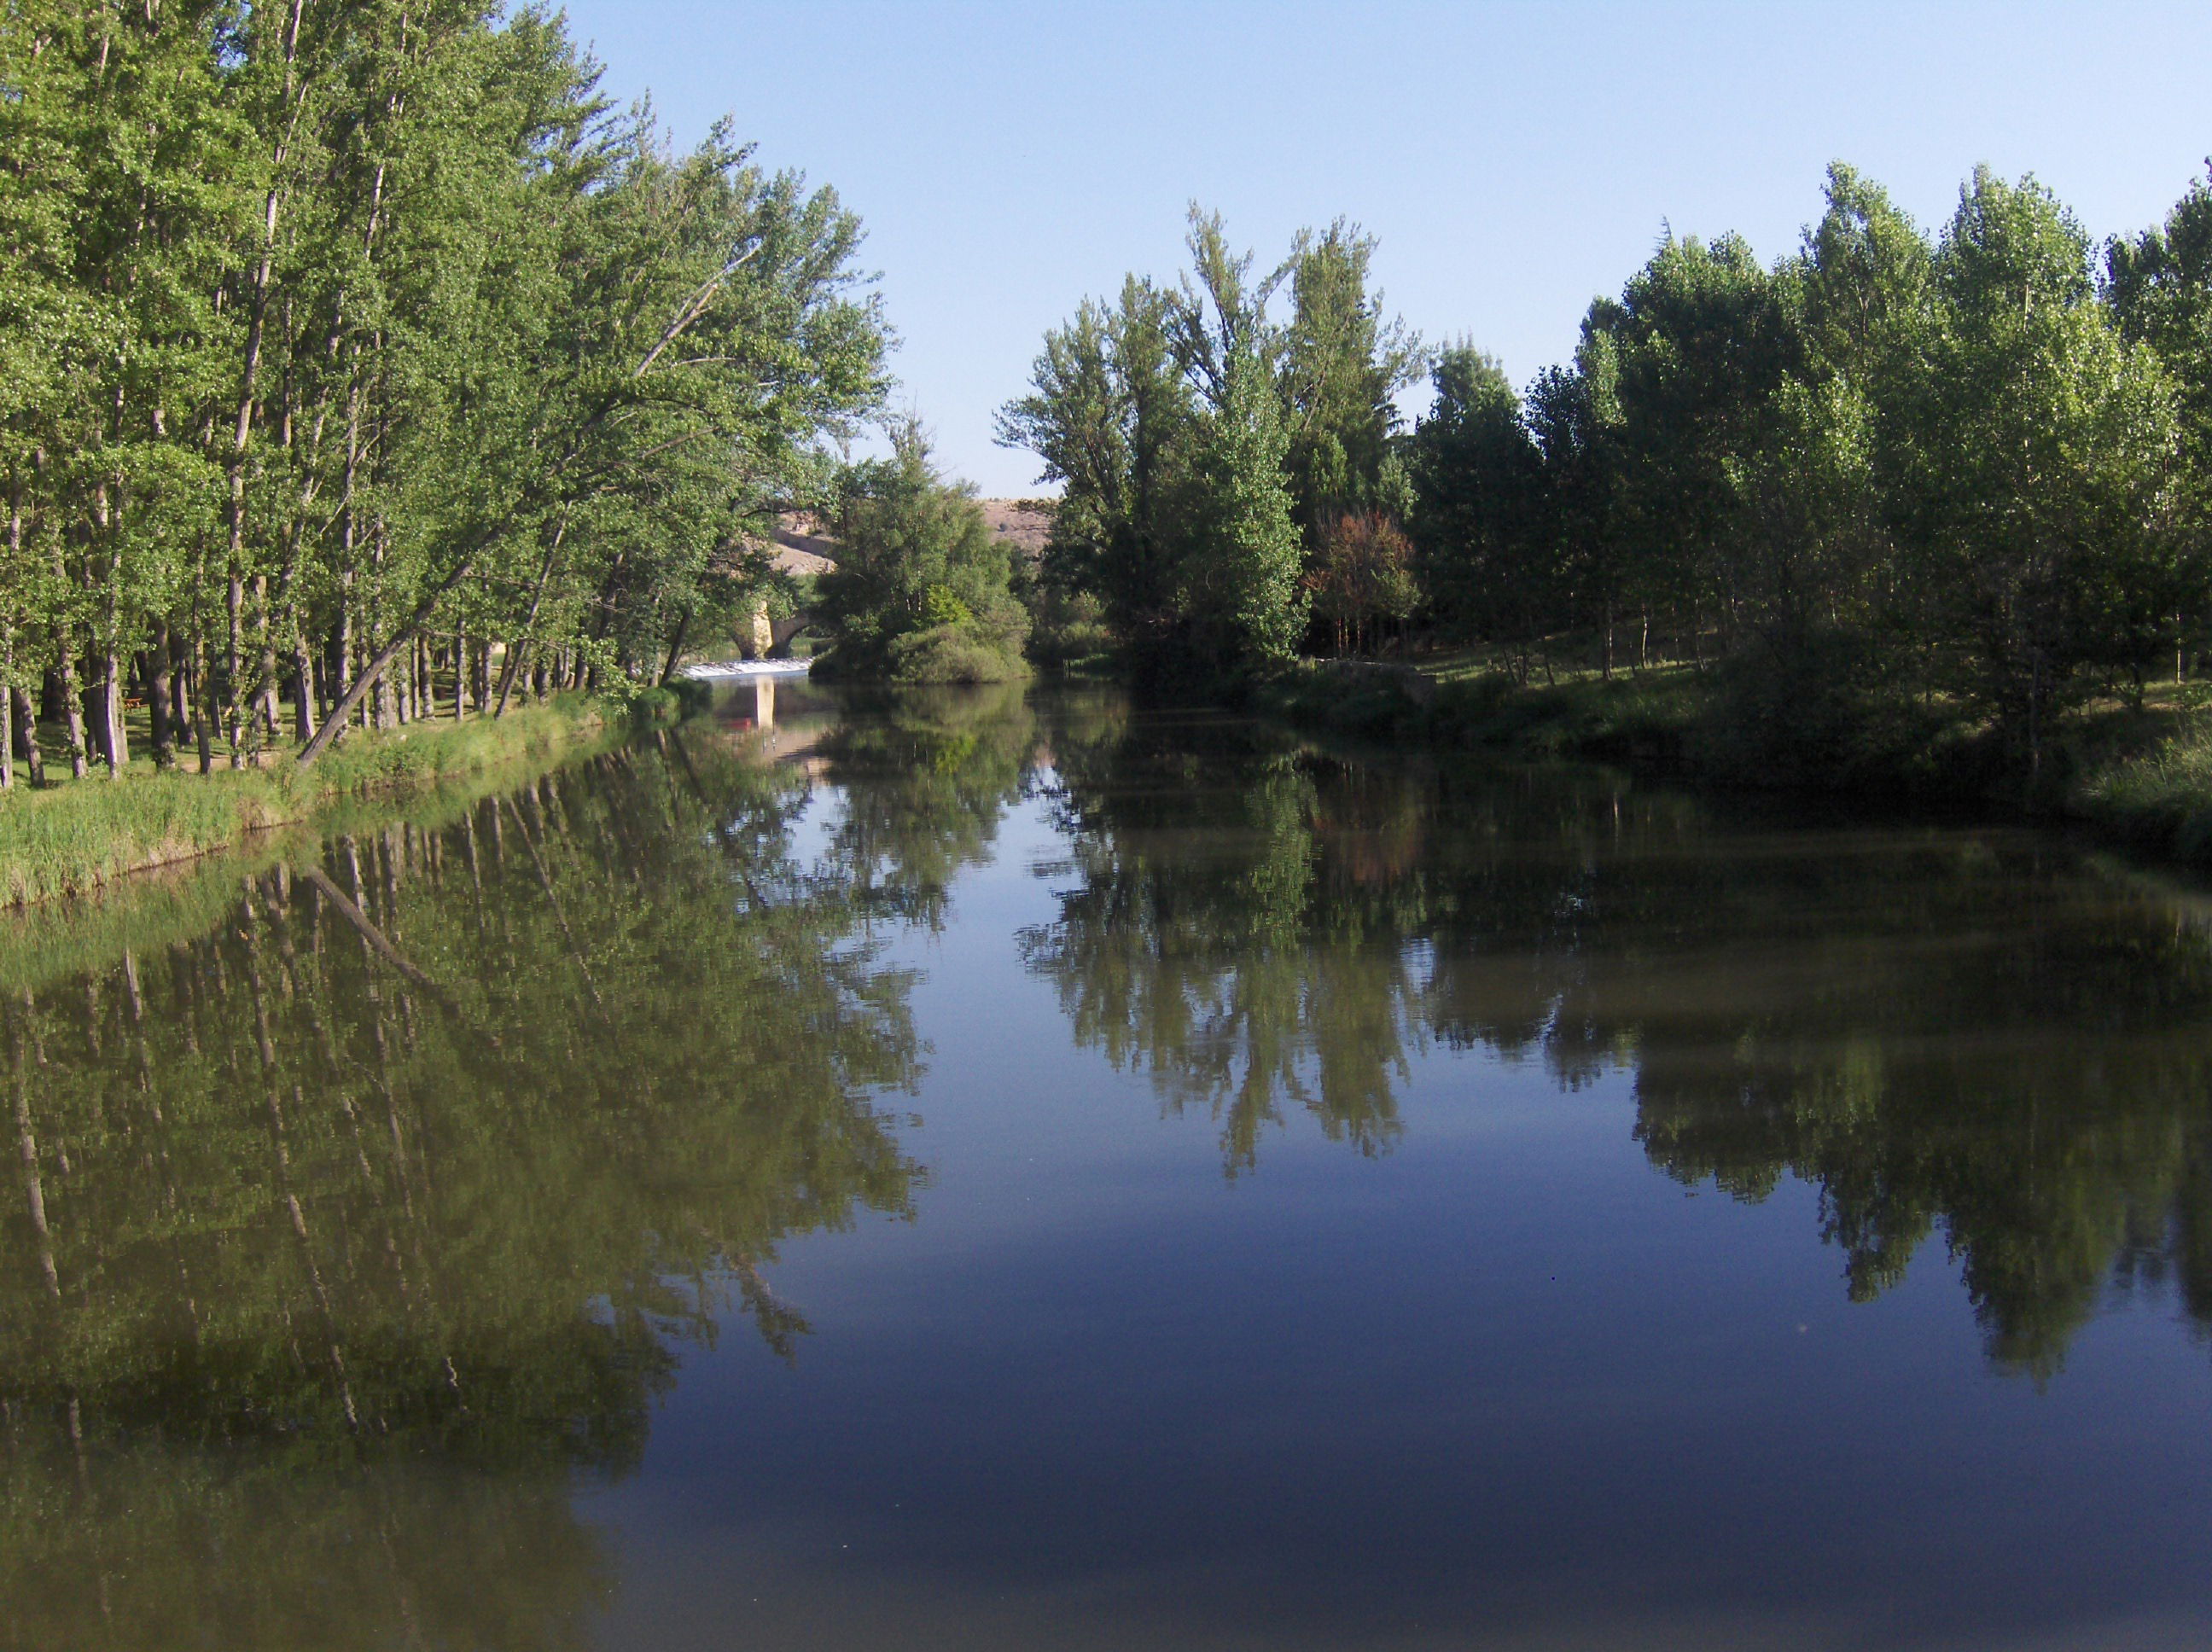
[
  {"x1": 0, "y1": 2, "x2": 885, "y2": 783},
  {"x1": 1005, "y1": 166, "x2": 2212, "y2": 777},
  {"x1": 997, "y1": 209, "x2": 1419, "y2": 677}
]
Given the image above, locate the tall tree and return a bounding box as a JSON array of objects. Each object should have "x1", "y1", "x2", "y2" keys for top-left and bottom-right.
[
  {"x1": 1174, "y1": 210, "x2": 1307, "y2": 668},
  {"x1": 1279, "y1": 219, "x2": 1422, "y2": 539},
  {"x1": 1406, "y1": 347, "x2": 1552, "y2": 671},
  {"x1": 1878, "y1": 169, "x2": 2181, "y2": 768}
]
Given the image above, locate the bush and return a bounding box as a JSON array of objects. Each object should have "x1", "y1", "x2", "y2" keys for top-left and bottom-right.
[
  {"x1": 1693, "y1": 624, "x2": 1954, "y2": 790},
  {"x1": 2076, "y1": 721, "x2": 2212, "y2": 863},
  {"x1": 883, "y1": 625, "x2": 1031, "y2": 684}
]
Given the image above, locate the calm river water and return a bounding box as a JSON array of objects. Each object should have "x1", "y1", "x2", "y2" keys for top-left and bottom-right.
[{"x1": 6, "y1": 681, "x2": 2212, "y2": 1650}]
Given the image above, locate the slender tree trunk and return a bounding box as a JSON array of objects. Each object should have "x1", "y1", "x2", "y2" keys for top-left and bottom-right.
[
  {"x1": 255, "y1": 574, "x2": 280, "y2": 741},
  {"x1": 192, "y1": 625, "x2": 215, "y2": 773},
  {"x1": 148, "y1": 623, "x2": 175, "y2": 768},
  {"x1": 293, "y1": 627, "x2": 317, "y2": 745},
  {"x1": 170, "y1": 645, "x2": 193, "y2": 756},
  {"x1": 52, "y1": 629, "x2": 89, "y2": 779},
  {"x1": 12, "y1": 690, "x2": 41, "y2": 788},
  {"x1": 495, "y1": 643, "x2": 528, "y2": 717},
  {"x1": 0, "y1": 679, "x2": 11, "y2": 791},
  {"x1": 659, "y1": 610, "x2": 690, "y2": 686},
  {"x1": 225, "y1": 570, "x2": 246, "y2": 763},
  {"x1": 335, "y1": 365, "x2": 362, "y2": 717},
  {"x1": 370, "y1": 628, "x2": 391, "y2": 730},
  {"x1": 100, "y1": 652, "x2": 126, "y2": 777}
]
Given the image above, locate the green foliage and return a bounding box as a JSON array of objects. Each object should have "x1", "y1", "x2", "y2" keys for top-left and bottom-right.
[
  {"x1": 1879, "y1": 170, "x2": 2183, "y2": 764},
  {"x1": 1406, "y1": 347, "x2": 1551, "y2": 660},
  {"x1": 1184, "y1": 329, "x2": 1308, "y2": 667},
  {"x1": 812, "y1": 423, "x2": 1030, "y2": 683},
  {"x1": 1378, "y1": 160, "x2": 2201, "y2": 788},
  {"x1": 998, "y1": 206, "x2": 1410, "y2": 680},
  {"x1": 1280, "y1": 219, "x2": 1423, "y2": 536},
  {"x1": 2110, "y1": 166, "x2": 2212, "y2": 518},
  {"x1": 995, "y1": 276, "x2": 1197, "y2": 648},
  {"x1": 0, "y1": 3, "x2": 887, "y2": 779}
]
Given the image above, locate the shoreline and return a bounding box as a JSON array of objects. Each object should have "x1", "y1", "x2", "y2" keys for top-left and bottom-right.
[
  {"x1": 0, "y1": 693, "x2": 655, "y2": 910},
  {"x1": 1247, "y1": 660, "x2": 2212, "y2": 875}
]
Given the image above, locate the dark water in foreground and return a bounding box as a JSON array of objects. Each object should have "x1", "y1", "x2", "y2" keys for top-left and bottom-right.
[{"x1": 6, "y1": 681, "x2": 2212, "y2": 1650}]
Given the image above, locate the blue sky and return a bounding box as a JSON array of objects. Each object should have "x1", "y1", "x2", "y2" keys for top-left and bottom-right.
[{"x1": 555, "y1": 1, "x2": 2212, "y2": 496}]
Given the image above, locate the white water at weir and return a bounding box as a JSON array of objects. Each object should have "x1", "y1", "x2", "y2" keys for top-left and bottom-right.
[{"x1": 682, "y1": 659, "x2": 815, "y2": 679}]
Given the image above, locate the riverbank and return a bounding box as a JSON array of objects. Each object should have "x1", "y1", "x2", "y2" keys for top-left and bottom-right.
[
  {"x1": 1252, "y1": 658, "x2": 2212, "y2": 869},
  {"x1": 0, "y1": 692, "x2": 668, "y2": 907}
]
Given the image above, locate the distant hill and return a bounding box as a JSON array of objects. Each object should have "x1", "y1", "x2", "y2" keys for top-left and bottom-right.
[
  {"x1": 765, "y1": 499, "x2": 1055, "y2": 576},
  {"x1": 768, "y1": 513, "x2": 837, "y2": 577},
  {"x1": 978, "y1": 499, "x2": 1055, "y2": 561}
]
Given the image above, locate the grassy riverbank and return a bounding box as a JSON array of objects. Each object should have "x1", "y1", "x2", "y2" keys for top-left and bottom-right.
[
  {"x1": 0, "y1": 694, "x2": 643, "y2": 907},
  {"x1": 1254, "y1": 656, "x2": 2212, "y2": 868}
]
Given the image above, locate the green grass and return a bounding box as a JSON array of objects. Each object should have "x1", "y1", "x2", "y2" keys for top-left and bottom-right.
[
  {"x1": 1266, "y1": 649, "x2": 2212, "y2": 871},
  {"x1": 2073, "y1": 713, "x2": 2212, "y2": 864},
  {"x1": 0, "y1": 695, "x2": 619, "y2": 908},
  {"x1": 1252, "y1": 656, "x2": 1710, "y2": 756}
]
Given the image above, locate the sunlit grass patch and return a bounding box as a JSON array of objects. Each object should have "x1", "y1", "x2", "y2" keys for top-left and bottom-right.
[{"x1": 0, "y1": 697, "x2": 617, "y2": 907}]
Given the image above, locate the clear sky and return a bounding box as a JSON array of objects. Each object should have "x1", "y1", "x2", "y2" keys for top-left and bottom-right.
[{"x1": 554, "y1": 0, "x2": 2212, "y2": 497}]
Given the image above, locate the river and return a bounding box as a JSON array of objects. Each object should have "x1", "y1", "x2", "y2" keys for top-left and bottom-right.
[{"x1": 4, "y1": 680, "x2": 2212, "y2": 1650}]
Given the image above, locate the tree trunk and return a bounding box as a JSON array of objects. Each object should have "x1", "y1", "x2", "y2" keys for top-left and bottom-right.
[
  {"x1": 225, "y1": 569, "x2": 246, "y2": 763},
  {"x1": 256, "y1": 575, "x2": 280, "y2": 741},
  {"x1": 52, "y1": 632, "x2": 89, "y2": 779},
  {"x1": 148, "y1": 623, "x2": 176, "y2": 768},
  {"x1": 293, "y1": 628, "x2": 317, "y2": 745},
  {"x1": 193, "y1": 625, "x2": 215, "y2": 774},
  {"x1": 658, "y1": 609, "x2": 691, "y2": 686},
  {"x1": 12, "y1": 690, "x2": 42, "y2": 788},
  {"x1": 100, "y1": 652, "x2": 126, "y2": 777}
]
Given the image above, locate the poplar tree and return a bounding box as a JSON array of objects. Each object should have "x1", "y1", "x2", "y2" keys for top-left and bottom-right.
[{"x1": 0, "y1": 3, "x2": 888, "y2": 781}]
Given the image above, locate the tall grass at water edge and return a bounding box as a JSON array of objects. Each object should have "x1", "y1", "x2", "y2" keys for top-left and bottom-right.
[
  {"x1": 0, "y1": 695, "x2": 615, "y2": 907},
  {"x1": 1266, "y1": 654, "x2": 2212, "y2": 872},
  {"x1": 2075, "y1": 719, "x2": 2212, "y2": 865}
]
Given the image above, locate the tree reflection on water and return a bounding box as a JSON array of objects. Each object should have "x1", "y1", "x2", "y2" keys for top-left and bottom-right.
[
  {"x1": 0, "y1": 726, "x2": 929, "y2": 1649},
  {"x1": 1022, "y1": 695, "x2": 2212, "y2": 1375},
  {"x1": 11, "y1": 686, "x2": 2212, "y2": 1644}
]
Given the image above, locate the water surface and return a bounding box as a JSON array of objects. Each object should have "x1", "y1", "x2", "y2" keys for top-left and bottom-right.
[{"x1": 6, "y1": 683, "x2": 2212, "y2": 1650}]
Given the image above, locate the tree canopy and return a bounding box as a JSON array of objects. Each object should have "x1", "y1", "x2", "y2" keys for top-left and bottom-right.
[{"x1": 0, "y1": 1, "x2": 888, "y2": 782}]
